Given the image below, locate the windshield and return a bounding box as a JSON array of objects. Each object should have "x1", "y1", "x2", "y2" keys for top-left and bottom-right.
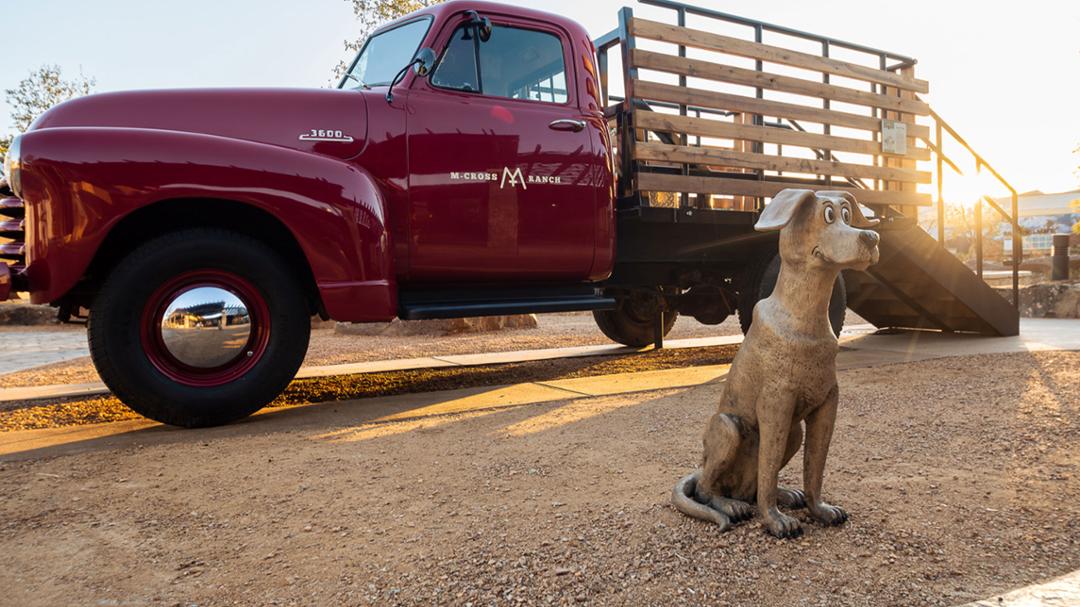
[{"x1": 341, "y1": 17, "x2": 433, "y2": 89}]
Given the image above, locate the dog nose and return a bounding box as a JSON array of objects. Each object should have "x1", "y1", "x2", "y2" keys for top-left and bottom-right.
[{"x1": 859, "y1": 230, "x2": 880, "y2": 247}]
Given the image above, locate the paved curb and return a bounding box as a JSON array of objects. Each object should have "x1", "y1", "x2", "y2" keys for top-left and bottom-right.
[
  {"x1": 6, "y1": 318, "x2": 1080, "y2": 404},
  {"x1": 955, "y1": 568, "x2": 1080, "y2": 606},
  {"x1": 0, "y1": 333, "x2": 750, "y2": 403}
]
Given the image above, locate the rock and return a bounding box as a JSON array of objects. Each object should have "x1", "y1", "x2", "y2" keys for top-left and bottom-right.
[
  {"x1": 0, "y1": 302, "x2": 58, "y2": 326},
  {"x1": 335, "y1": 315, "x2": 539, "y2": 336},
  {"x1": 995, "y1": 280, "x2": 1080, "y2": 318}
]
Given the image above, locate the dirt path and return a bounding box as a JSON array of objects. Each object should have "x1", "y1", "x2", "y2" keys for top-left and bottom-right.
[{"x1": 2, "y1": 351, "x2": 1077, "y2": 606}]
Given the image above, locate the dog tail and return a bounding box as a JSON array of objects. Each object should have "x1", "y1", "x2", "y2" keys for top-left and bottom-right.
[{"x1": 671, "y1": 469, "x2": 732, "y2": 530}]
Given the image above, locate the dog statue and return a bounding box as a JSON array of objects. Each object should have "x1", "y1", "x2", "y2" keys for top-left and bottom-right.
[{"x1": 671, "y1": 189, "x2": 880, "y2": 538}]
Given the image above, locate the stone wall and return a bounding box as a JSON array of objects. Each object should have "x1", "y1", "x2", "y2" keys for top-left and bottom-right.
[{"x1": 996, "y1": 281, "x2": 1080, "y2": 319}]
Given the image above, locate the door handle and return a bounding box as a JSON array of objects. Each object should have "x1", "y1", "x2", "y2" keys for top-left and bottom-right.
[{"x1": 548, "y1": 119, "x2": 587, "y2": 132}]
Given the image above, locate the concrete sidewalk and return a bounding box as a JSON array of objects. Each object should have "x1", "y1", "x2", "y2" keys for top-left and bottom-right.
[
  {"x1": 0, "y1": 331, "x2": 754, "y2": 403},
  {"x1": 959, "y1": 569, "x2": 1080, "y2": 606},
  {"x1": 0, "y1": 330, "x2": 88, "y2": 375},
  {"x1": 1, "y1": 318, "x2": 1078, "y2": 404}
]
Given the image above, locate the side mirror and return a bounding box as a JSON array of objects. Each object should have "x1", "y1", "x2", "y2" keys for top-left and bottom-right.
[
  {"x1": 387, "y1": 48, "x2": 438, "y2": 103},
  {"x1": 477, "y1": 16, "x2": 492, "y2": 42},
  {"x1": 462, "y1": 10, "x2": 492, "y2": 42},
  {"x1": 413, "y1": 47, "x2": 437, "y2": 77}
]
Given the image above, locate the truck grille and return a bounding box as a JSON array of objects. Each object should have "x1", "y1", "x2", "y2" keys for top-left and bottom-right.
[{"x1": 0, "y1": 182, "x2": 27, "y2": 293}]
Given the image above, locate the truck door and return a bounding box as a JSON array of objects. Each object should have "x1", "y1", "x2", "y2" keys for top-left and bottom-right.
[{"x1": 405, "y1": 15, "x2": 596, "y2": 282}]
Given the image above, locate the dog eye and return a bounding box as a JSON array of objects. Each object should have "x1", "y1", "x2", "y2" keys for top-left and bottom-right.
[
  {"x1": 823, "y1": 206, "x2": 835, "y2": 224},
  {"x1": 840, "y1": 206, "x2": 851, "y2": 225}
]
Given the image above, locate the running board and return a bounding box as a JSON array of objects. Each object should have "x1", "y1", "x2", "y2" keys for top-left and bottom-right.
[{"x1": 398, "y1": 286, "x2": 615, "y2": 320}]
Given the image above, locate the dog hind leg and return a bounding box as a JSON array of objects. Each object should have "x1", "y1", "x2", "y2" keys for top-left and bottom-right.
[
  {"x1": 671, "y1": 412, "x2": 752, "y2": 528},
  {"x1": 693, "y1": 413, "x2": 754, "y2": 522}
]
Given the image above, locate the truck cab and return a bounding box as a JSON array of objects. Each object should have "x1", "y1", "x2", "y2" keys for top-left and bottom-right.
[{"x1": 346, "y1": 3, "x2": 615, "y2": 283}]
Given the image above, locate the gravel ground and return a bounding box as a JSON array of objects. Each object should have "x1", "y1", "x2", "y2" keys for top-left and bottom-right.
[
  {"x1": 0, "y1": 312, "x2": 867, "y2": 388},
  {"x1": 1, "y1": 351, "x2": 1077, "y2": 606}
]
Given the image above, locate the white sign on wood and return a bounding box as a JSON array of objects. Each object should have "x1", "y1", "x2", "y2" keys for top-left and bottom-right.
[{"x1": 881, "y1": 119, "x2": 908, "y2": 156}]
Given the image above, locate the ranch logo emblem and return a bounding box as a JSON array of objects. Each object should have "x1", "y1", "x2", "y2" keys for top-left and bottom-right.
[
  {"x1": 298, "y1": 129, "x2": 354, "y2": 143},
  {"x1": 449, "y1": 167, "x2": 563, "y2": 190}
]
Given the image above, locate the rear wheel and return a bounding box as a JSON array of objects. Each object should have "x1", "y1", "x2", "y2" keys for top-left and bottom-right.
[
  {"x1": 593, "y1": 288, "x2": 678, "y2": 347},
  {"x1": 737, "y1": 255, "x2": 846, "y2": 337},
  {"x1": 89, "y1": 228, "x2": 311, "y2": 427}
]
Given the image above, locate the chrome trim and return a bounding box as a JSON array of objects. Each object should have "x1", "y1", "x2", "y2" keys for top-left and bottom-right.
[
  {"x1": 298, "y1": 134, "x2": 355, "y2": 143},
  {"x1": 298, "y1": 129, "x2": 354, "y2": 143},
  {"x1": 160, "y1": 286, "x2": 253, "y2": 368}
]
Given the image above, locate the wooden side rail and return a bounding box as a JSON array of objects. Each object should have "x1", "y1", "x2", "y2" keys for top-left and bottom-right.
[
  {"x1": 637, "y1": 173, "x2": 929, "y2": 206},
  {"x1": 633, "y1": 80, "x2": 931, "y2": 139},
  {"x1": 634, "y1": 112, "x2": 931, "y2": 161},
  {"x1": 621, "y1": 14, "x2": 932, "y2": 207},
  {"x1": 630, "y1": 18, "x2": 930, "y2": 93}
]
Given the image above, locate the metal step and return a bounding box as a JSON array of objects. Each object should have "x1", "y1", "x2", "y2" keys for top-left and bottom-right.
[{"x1": 398, "y1": 284, "x2": 616, "y2": 320}]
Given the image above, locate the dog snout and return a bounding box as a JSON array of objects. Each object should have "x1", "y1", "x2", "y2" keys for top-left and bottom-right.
[{"x1": 859, "y1": 230, "x2": 880, "y2": 248}]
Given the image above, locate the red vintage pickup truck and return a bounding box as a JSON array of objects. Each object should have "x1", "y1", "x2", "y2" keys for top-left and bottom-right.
[{"x1": 5, "y1": 0, "x2": 998, "y2": 427}]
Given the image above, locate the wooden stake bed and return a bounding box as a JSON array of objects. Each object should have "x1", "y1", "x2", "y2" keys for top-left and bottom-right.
[
  {"x1": 601, "y1": 8, "x2": 934, "y2": 210},
  {"x1": 592, "y1": 0, "x2": 1020, "y2": 337}
]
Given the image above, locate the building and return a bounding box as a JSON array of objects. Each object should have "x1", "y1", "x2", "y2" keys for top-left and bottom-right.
[{"x1": 995, "y1": 189, "x2": 1080, "y2": 254}]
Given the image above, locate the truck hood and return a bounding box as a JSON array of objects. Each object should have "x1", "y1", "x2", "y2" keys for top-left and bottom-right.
[{"x1": 31, "y1": 88, "x2": 369, "y2": 161}]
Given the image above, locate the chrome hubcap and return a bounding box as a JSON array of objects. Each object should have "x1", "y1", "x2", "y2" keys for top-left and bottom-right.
[{"x1": 160, "y1": 286, "x2": 253, "y2": 368}]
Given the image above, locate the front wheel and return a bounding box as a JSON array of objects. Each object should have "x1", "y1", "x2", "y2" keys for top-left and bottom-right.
[{"x1": 89, "y1": 228, "x2": 311, "y2": 427}]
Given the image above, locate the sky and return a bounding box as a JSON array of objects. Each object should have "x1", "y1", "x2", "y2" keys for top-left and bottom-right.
[{"x1": 3, "y1": 0, "x2": 1079, "y2": 195}]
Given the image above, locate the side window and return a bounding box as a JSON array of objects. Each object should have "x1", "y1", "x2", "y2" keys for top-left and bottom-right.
[
  {"x1": 430, "y1": 26, "x2": 480, "y2": 92},
  {"x1": 431, "y1": 23, "x2": 569, "y2": 104}
]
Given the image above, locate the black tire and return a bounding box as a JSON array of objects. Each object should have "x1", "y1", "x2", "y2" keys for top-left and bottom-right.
[
  {"x1": 89, "y1": 228, "x2": 311, "y2": 427},
  {"x1": 593, "y1": 289, "x2": 678, "y2": 347},
  {"x1": 737, "y1": 255, "x2": 846, "y2": 337}
]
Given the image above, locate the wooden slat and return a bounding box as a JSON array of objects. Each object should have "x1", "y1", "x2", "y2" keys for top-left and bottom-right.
[
  {"x1": 634, "y1": 80, "x2": 931, "y2": 140},
  {"x1": 631, "y1": 49, "x2": 930, "y2": 116},
  {"x1": 631, "y1": 18, "x2": 929, "y2": 94},
  {"x1": 635, "y1": 111, "x2": 931, "y2": 161},
  {"x1": 636, "y1": 172, "x2": 932, "y2": 206},
  {"x1": 884, "y1": 64, "x2": 921, "y2": 216},
  {"x1": 635, "y1": 142, "x2": 930, "y2": 184}
]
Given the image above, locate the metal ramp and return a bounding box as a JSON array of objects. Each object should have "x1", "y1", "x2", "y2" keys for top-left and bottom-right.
[{"x1": 845, "y1": 219, "x2": 1019, "y2": 336}]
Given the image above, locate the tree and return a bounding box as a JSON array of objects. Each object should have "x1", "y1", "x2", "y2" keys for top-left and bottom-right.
[
  {"x1": 1, "y1": 65, "x2": 95, "y2": 157},
  {"x1": 334, "y1": 0, "x2": 445, "y2": 78},
  {"x1": 1071, "y1": 198, "x2": 1080, "y2": 235}
]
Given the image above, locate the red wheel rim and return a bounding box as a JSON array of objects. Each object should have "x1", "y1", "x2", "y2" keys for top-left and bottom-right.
[{"x1": 140, "y1": 269, "x2": 271, "y2": 387}]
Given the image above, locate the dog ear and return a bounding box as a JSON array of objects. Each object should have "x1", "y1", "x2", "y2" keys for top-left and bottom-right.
[
  {"x1": 755, "y1": 189, "x2": 817, "y2": 232},
  {"x1": 818, "y1": 190, "x2": 880, "y2": 228}
]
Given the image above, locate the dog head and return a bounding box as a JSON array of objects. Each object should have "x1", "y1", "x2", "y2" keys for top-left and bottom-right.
[{"x1": 754, "y1": 189, "x2": 880, "y2": 271}]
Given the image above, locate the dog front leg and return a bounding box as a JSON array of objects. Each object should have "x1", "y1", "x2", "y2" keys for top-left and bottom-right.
[
  {"x1": 803, "y1": 385, "x2": 848, "y2": 526},
  {"x1": 756, "y1": 388, "x2": 802, "y2": 539}
]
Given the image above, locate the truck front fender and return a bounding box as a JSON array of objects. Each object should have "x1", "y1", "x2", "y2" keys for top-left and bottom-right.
[{"x1": 19, "y1": 126, "x2": 395, "y2": 321}]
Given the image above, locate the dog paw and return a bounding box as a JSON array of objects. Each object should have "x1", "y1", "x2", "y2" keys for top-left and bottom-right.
[
  {"x1": 777, "y1": 487, "x2": 807, "y2": 509},
  {"x1": 710, "y1": 497, "x2": 754, "y2": 522},
  {"x1": 763, "y1": 511, "x2": 802, "y2": 539},
  {"x1": 809, "y1": 502, "x2": 848, "y2": 526}
]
